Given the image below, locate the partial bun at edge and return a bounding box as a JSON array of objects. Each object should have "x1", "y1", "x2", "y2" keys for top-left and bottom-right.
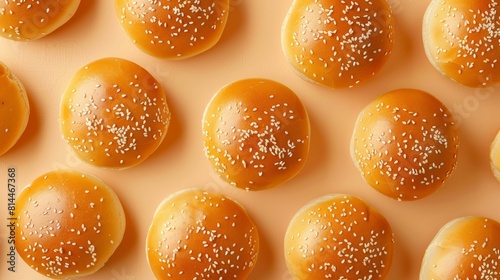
[
  {"x1": 114, "y1": 0, "x2": 230, "y2": 59},
  {"x1": 0, "y1": 0, "x2": 81, "y2": 41},
  {"x1": 146, "y1": 188, "x2": 259, "y2": 279},
  {"x1": 15, "y1": 170, "x2": 126, "y2": 279},
  {"x1": 281, "y1": 0, "x2": 395, "y2": 89},
  {"x1": 490, "y1": 129, "x2": 500, "y2": 181},
  {"x1": 420, "y1": 216, "x2": 500, "y2": 279},
  {"x1": 0, "y1": 61, "x2": 29, "y2": 156},
  {"x1": 422, "y1": 0, "x2": 500, "y2": 87},
  {"x1": 284, "y1": 194, "x2": 394, "y2": 280}
]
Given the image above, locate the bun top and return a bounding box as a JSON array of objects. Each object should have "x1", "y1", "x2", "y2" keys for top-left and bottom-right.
[
  {"x1": 351, "y1": 88, "x2": 459, "y2": 201},
  {"x1": 60, "y1": 57, "x2": 171, "y2": 169},
  {"x1": 15, "y1": 170, "x2": 126, "y2": 279},
  {"x1": 0, "y1": 62, "x2": 29, "y2": 156},
  {"x1": 281, "y1": 0, "x2": 395, "y2": 89},
  {"x1": 284, "y1": 194, "x2": 394, "y2": 280},
  {"x1": 115, "y1": 0, "x2": 230, "y2": 59},
  {"x1": 420, "y1": 216, "x2": 500, "y2": 279},
  {"x1": 146, "y1": 188, "x2": 259, "y2": 280},
  {"x1": 423, "y1": 0, "x2": 500, "y2": 87},
  {"x1": 0, "y1": 0, "x2": 81, "y2": 41},
  {"x1": 202, "y1": 78, "x2": 310, "y2": 191}
]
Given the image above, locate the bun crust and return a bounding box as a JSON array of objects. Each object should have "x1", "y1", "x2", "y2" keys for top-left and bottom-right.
[
  {"x1": 0, "y1": 62, "x2": 29, "y2": 156},
  {"x1": 0, "y1": 0, "x2": 81, "y2": 41},
  {"x1": 281, "y1": 0, "x2": 394, "y2": 89},
  {"x1": 60, "y1": 57, "x2": 171, "y2": 169},
  {"x1": 284, "y1": 194, "x2": 394, "y2": 280},
  {"x1": 351, "y1": 88, "x2": 459, "y2": 201},
  {"x1": 114, "y1": 0, "x2": 230, "y2": 59},
  {"x1": 423, "y1": 0, "x2": 500, "y2": 87},
  {"x1": 146, "y1": 189, "x2": 259, "y2": 280},
  {"x1": 420, "y1": 216, "x2": 500, "y2": 279},
  {"x1": 202, "y1": 78, "x2": 310, "y2": 191},
  {"x1": 15, "y1": 170, "x2": 126, "y2": 279}
]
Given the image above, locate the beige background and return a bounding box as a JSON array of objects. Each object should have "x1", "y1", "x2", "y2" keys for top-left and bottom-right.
[{"x1": 1, "y1": 0, "x2": 500, "y2": 279}]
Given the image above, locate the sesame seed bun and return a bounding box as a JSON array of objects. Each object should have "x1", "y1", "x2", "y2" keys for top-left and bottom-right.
[
  {"x1": 284, "y1": 194, "x2": 394, "y2": 279},
  {"x1": 0, "y1": 0, "x2": 81, "y2": 41},
  {"x1": 423, "y1": 0, "x2": 500, "y2": 87},
  {"x1": 15, "y1": 170, "x2": 126, "y2": 279},
  {"x1": 420, "y1": 216, "x2": 500, "y2": 279},
  {"x1": 281, "y1": 0, "x2": 395, "y2": 89},
  {"x1": 0, "y1": 62, "x2": 29, "y2": 156},
  {"x1": 60, "y1": 57, "x2": 171, "y2": 169},
  {"x1": 351, "y1": 88, "x2": 459, "y2": 201},
  {"x1": 114, "y1": 0, "x2": 230, "y2": 59},
  {"x1": 146, "y1": 188, "x2": 259, "y2": 280},
  {"x1": 202, "y1": 78, "x2": 310, "y2": 191},
  {"x1": 490, "y1": 129, "x2": 500, "y2": 181}
]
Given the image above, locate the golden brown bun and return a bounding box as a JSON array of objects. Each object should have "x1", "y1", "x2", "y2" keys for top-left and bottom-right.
[
  {"x1": 114, "y1": 0, "x2": 230, "y2": 59},
  {"x1": 420, "y1": 216, "x2": 500, "y2": 279},
  {"x1": 60, "y1": 57, "x2": 171, "y2": 169},
  {"x1": 15, "y1": 170, "x2": 126, "y2": 279},
  {"x1": 281, "y1": 0, "x2": 395, "y2": 89},
  {"x1": 284, "y1": 194, "x2": 394, "y2": 280},
  {"x1": 351, "y1": 88, "x2": 459, "y2": 201},
  {"x1": 0, "y1": 62, "x2": 29, "y2": 156},
  {"x1": 490, "y1": 129, "x2": 500, "y2": 181},
  {"x1": 0, "y1": 0, "x2": 81, "y2": 41},
  {"x1": 423, "y1": 0, "x2": 500, "y2": 87},
  {"x1": 146, "y1": 188, "x2": 259, "y2": 280},
  {"x1": 202, "y1": 78, "x2": 310, "y2": 191}
]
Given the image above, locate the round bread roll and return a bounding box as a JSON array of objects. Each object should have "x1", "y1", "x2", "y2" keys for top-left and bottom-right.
[
  {"x1": 420, "y1": 216, "x2": 500, "y2": 279},
  {"x1": 0, "y1": 0, "x2": 81, "y2": 41},
  {"x1": 114, "y1": 0, "x2": 230, "y2": 59},
  {"x1": 15, "y1": 170, "x2": 126, "y2": 279},
  {"x1": 202, "y1": 78, "x2": 310, "y2": 191},
  {"x1": 490, "y1": 129, "x2": 500, "y2": 181},
  {"x1": 281, "y1": 0, "x2": 395, "y2": 89},
  {"x1": 423, "y1": 0, "x2": 500, "y2": 87},
  {"x1": 284, "y1": 194, "x2": 394, "y2": 280},
  {"x1": 146, "y1": 188, "x2": 259, "y2": 280},
  {"x1": 0, "y1": 62, "x2": 29, "y2": 156},
  {"x1": 60, "y1": 57, "x2": 171, "y2": 169},
  {"x1": 351, "y1": 88, "x2": 459, "y2": 201}
]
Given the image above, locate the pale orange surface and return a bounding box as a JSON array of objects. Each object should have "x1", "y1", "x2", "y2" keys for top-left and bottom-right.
[{"x1": 1, "y1": 1, "x2": 500, "y2": 280}]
